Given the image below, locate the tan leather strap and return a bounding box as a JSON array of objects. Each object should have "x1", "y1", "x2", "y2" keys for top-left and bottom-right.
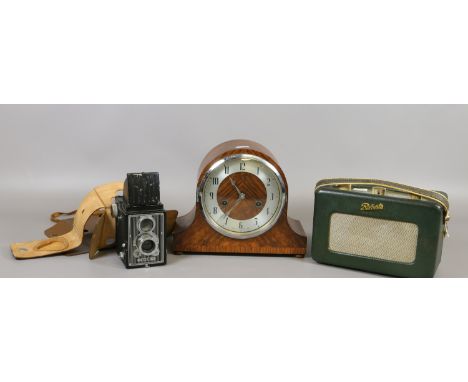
[
  {"x1": 50, "y1": 210, "x2": 78, "y2": 223},
  {"x1": 11, "y1": 182, "x2": 123, "y2": 259},
  {"x1": 46, "y1": 210, "x2": 179, "y2": 239}
]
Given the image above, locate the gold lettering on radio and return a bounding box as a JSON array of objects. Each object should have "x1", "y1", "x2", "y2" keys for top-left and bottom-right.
[{"x1": 360, "y1": 202, "x2": 384, "y2": 211}]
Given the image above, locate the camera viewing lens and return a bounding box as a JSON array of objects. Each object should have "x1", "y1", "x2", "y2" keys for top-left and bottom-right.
[
  {"x1": 139, "y1": 218, "x2": 155, "y2": 232},
  {"x1": 141, "y1": 239, "x2": 156, "y2": 253}
]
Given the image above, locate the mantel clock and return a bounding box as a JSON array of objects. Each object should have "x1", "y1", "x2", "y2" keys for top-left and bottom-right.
[{"x1": 173, "y1": 140, "x2": 307, "y2": 257}]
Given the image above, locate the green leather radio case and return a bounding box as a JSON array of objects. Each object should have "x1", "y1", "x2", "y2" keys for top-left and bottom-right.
[{"x1": 311, "y1": 178, "x2": 450, "y2": 278}]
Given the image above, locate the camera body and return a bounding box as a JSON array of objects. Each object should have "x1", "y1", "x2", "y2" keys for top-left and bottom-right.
[{"x1": 113, "y1": 172, "x2": 166, "y2": 268}]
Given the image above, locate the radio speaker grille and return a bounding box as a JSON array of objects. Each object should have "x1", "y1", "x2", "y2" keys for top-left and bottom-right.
[{"x1": 329, "y1": 213, "x2": 419, "y2": 264}]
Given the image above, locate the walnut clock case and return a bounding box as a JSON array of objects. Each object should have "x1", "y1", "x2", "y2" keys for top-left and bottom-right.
[{"x1": 173, "y1": 140, "x2": 307, "y2": 257}]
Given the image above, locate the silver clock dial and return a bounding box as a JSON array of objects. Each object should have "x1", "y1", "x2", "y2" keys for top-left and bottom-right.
[{"x1": 199, "y1": 154, "x2": 286, "y2": 239}]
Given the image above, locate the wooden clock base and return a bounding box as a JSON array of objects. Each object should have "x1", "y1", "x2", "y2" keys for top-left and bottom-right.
[{"x1": 173, "y1": 208, "x2": 307, "y2": 257}]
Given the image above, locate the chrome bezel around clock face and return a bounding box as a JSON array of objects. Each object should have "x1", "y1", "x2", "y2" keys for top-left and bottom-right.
[{"x1": 197, "y1": 154, "x2": 287, "y2": 240}]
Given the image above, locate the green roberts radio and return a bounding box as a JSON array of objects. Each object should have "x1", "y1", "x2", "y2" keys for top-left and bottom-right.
[{"x1": 311, "y1": 178, "x2": 450, "y2": 278}]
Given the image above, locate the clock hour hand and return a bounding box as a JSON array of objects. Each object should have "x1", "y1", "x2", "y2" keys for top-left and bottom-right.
[
  {"x1": 219, "y1": 178, "x2": 246, "y2": 221},
  {"x1": 230, "y1": 178, "x2": 242, "y2": 197}
]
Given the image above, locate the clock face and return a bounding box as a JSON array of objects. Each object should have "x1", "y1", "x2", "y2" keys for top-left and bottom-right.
[{"x1": 199, "y1": 154, "x2": 286, "y2": 239}]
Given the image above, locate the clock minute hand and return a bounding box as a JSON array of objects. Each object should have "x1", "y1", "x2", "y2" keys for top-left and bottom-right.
[
  {"x1": 219, "y1": 193, "x2": 245, "y2": 221},
  {"x1": 221, "y1": 198, "x2": 242, "y2": 220},
  {"x1": 219, "y1": 179, "x2": 246, "y2": 222}
]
